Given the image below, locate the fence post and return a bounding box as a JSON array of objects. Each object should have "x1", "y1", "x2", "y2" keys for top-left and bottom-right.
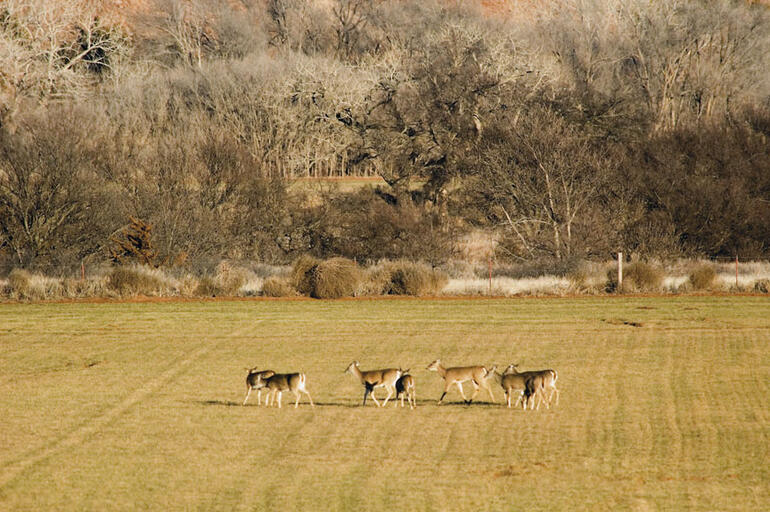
[
  {"x1": 735, "y1": 255, "x2": 739, "y2": 288},
  {"x1": 488, "y1": 254, "x2": 492, "y2": 295},
  {"x1": 618, "y1": 252, "x2": 623, "y2": 291}
]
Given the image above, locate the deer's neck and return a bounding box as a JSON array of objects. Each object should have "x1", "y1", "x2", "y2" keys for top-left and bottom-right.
[{"x1": 352, "y1": 365, "x2": 366, "y2": 384}]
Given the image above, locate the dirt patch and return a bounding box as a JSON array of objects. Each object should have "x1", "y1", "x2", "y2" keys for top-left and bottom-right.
[
  {"x1": 491, "y1": 461, "x2": 549, "y2": 479},
  {"x1": 602, "y1": 318, "x2": 645, "y2": 328}
]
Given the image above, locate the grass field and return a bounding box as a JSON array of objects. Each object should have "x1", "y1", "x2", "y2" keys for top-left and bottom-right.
[{"x1": 1, "y1": 297, "x2": 769, "y2": 511}]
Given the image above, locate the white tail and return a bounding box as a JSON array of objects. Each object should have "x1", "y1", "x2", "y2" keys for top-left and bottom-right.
[
  {"x1": 345, "y1": 361, "x2": 402, "y2": 407},
  {"x1": 243, "y1": 368, "x2": 276, "y2": 406},
  {"x1": 263, "y1": 372, "x2": 314, "y2": 408},
  {"x1": 394, "y1": 370, "x2": 416, "y2": 409},
  {"x1": 426, "y1": 359, "x2": 496, "y2": 405}
]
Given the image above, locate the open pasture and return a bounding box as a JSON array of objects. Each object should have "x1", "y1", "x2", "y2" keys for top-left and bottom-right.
[{"x1": 1, "y1": 297, "x2": 769, "y2": 510}]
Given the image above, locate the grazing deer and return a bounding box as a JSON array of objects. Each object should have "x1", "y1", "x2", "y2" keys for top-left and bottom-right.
[
  {"x1": 344, "y1": 361, "x2": 402, "y2": 407},
  {"x1": 263, "y1": 372, "x2": 314, "y2": 408},
  {"x1": 426, "y1": 359, "x2": 496, "y2": 405},
  {"x1": 394, "y1": 369, "x2": 416, "y2": 409},
  {"x1": 523, "y1": 368, "x2": 559, "y2": 410},
  {"x1": 243, "y1": 368, "x2": 276, "y2": 406}
]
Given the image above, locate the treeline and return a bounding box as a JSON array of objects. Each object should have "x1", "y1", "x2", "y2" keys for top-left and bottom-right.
[{"x1": 1, "y1": 0, "x2": 769, "y2": 275}]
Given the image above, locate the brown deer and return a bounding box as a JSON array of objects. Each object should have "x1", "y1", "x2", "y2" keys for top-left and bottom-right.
[
  {"x1": 426, "y1": 359, "x2": 496, "y2": 405},
  {"x1": 243, "y1": 368, "x2": 276, "y2": 406},
  {"x1": 262, "y1": 372, "x2": 314, "y2": 408},
  {"x1": 394, "y1": 370, "x2": 416, "y2": 409},
  {"x1": 345, "y1": 361, "x2": 402, "y2": 407}
]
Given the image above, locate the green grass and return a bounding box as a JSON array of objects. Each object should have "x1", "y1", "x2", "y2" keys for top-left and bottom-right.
[{"x1": 1, "y1": 297, "x2": 769, "y2": 510}]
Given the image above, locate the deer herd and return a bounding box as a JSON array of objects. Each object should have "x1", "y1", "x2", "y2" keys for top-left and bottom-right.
[{"x1": 243, "y1": 359, "x2": 558, "y2": 411}]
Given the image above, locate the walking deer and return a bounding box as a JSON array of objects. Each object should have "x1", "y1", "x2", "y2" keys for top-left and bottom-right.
[
  {"x1": 345, "y1": 361, "x2": 402, "y2": 407},
  {"x1": 394, "y1": 370, "x2": 416, "y2": 409},
  {"x1": 263, "y1": 372, "x2": 314, "y2": 408},
  {"x1": 523, "y1": 368, "x2": 559, "y2": 410},
  {"x1": 426, "y1": 359, "x2": 496, "y2": 404}
]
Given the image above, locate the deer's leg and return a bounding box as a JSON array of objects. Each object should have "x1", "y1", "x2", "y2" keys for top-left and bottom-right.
[
  {"x1": 452, "y1": 381, "x2": 467, "y2": 403},
  {"x1": 485, "y1": 382, "x2": 495, "y2": 402},
  {"x1": 513, "y1": 390, "x2": 524, "y2": 409},
  {"x1": 243, "y1": 386, "x2": 252, "y2": 406},
  {"x1": 369, "y1": 387, "x2": 382, "y2": 407},
  {"x1": 468, "y1": 381, "x2": 480, "y2": 404},
  {"x1": 382, "y1": 385, "x2": 393, "y2": 407}
]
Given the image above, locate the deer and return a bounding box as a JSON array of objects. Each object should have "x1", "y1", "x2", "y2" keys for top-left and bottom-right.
[
  {"x1": 498, "y1": 363, "x2": 531, "y2": 409},
  {"x1": 243, "y1": 367, "x2": 276, "y2": 406},
  {"x1": 394, "y1": 369, "x2": 416, "y2": 409},
  {"x1": 344, "y1": 361, "x2": 402, "y2": 407},
  {"x1": 523, "y1": 368, "x2": 559, "y2": 410},
  {"x1": 262, "y1": 372, "x2": 314, "y2": 408},
  {"x1": 426, "y1": 359, "x2": 496, "y2": 405}
]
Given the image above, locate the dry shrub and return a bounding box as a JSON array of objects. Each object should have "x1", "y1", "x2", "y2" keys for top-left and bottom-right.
[
  {"x1": 6, "y1": 269, "x2": 64, "y2": 300},
  {"x1": 607, "y1": 262, "x2": 663, "y2": 293},
  {"x1": 368, "y1": 260, "x2": 448, "y2": 296},
  {"x1": 62, "y1": 277, "x2": 108, "y2": 298},
  {"x1": 178, "y1": 276, "x2": 200, "y2": 297},
  {"x1": 689, "y1": 264, "x2": 717, "y2": 290},
  {"x1": 261, "y1": 276, "x2": 297, "y2": 297},
  {"x1": 215, "y1": 261, "x2": 247, "y2": 295},
  {"x1": 194, "y1": 262, "x2": 248, "y2": 297},
  {"x1": 193, "y1": 277, "x2": 221, "y2": 297},
  {"x1": 107, "y1": 266, "x2": 168, "y2": 296},
  {"x1": 360, "y1": 264, "x2": 393, "y2": 296},
  {"x1": 290, "y1": 254, "x2": 321, "y2": 296},
  {"x1": 311, "y1": 258, "x2": 361, "y2": 299},
  {"x1": 8, "y1": 269, "x2": 33, "y2": 299},
  {"x1": 755, "y1": 279, "x2": 770, "y2": 293}
]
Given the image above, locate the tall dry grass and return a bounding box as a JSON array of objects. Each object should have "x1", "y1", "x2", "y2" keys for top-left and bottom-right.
[
  {"x1": 362, "y1": 260, "x2": 448, "y2": 296},
  {"x1": 3, "y1": 258, "x2": 770, "y2": 300}
]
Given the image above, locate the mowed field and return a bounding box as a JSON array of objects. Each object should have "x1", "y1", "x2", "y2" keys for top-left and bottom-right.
[{"x1": 1, "y1": 297, "x2": 769, "y2": 511}]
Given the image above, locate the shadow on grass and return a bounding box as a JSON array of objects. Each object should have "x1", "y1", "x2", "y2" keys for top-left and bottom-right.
[{"x1": 198, "y1": 399, "x2": 506, "y2": 408}]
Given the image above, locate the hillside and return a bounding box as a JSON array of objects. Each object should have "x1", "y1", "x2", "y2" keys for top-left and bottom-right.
[{"x1": 1, "y1": 0, "x2": 769, "y2": 274}]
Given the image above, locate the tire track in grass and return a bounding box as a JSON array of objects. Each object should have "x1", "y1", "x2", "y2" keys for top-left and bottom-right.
[
  {"x1": 0, "y1": 323, "x2": 255, "y2": 491},
  {"x1": 658, "y1": 333, "x2": 685, "y2": 504}
]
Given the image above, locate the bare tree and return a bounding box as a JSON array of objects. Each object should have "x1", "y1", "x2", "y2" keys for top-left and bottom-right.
[
  {"x1": 0, "y1": 110, "x2": 105, "y2": 268},
  {"x1": 0, "y1": 0, "x2": 128, "y2": 99},
  {"x1": 530, "y1": 0, "x2": 770, "y2": 132},
  {"x1": 465, "y1": 108, "x2": 613, "y2": 260},
  {"x1": 338, "y1": 26, "x2": 503, "y2": 205}
]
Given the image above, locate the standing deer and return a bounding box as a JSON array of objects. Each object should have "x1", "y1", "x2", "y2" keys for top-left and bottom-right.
[
  {"x1": 498, "y1": 363, "x2": 530, "y2": 409},
  {"x1": 243, "y1": 368, "x2": 276, "y2": 406},
  {"x1": 394, "y1": 369, "x2": 416, "y2": 409},
  {"x1": 344, "y1": 361, "x2": 402, "y2": 407},
  {"x1": 523, "y1": 368, "x2": 559, "y2": 410},
  {"x1": 426, "y1": 359, "x2": 496, "y2": 405},
  {"x1": 263, "y1": 372, "x2": 314, "y2": 408}
]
